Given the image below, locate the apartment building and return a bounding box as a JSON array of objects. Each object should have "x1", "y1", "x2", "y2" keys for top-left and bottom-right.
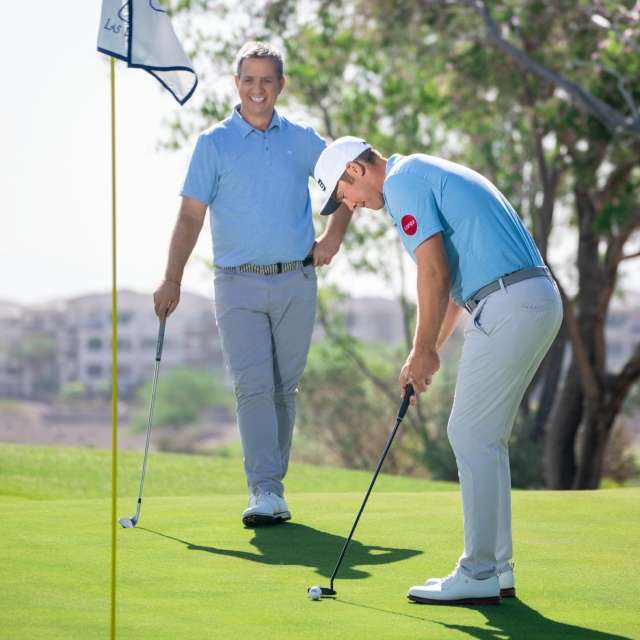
[
  {"x1": 0, "y1": 301, "x2": 60, "y2": 398},
  {"x1": 606, "y1": 293, "x2": 640, "y2": 373},
  {"x1": 59, "y1": 290, "x2": 223, "y2": 394},
  {"x1": 0, "y1": 290, "x2": 223, "y2": 398},
  {"x1": 2, "y1": 289, "x2": 639, "y2": 399}
]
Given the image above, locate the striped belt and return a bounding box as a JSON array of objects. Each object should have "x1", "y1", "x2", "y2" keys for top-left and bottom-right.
[
  {"x1": 463, "y1": 266, "x2": 551, "y2": 313},
  {"x1": 215, "y1": 254, "x2": 314, "y2": 276}
]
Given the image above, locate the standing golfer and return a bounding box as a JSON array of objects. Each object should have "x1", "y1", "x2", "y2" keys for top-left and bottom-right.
[
  {"x1": 314, "y1": 137, "x2": 562, "y2": 605},
  {"x1": 154, "y1": 42, "x2": 351, "y2": 527}
]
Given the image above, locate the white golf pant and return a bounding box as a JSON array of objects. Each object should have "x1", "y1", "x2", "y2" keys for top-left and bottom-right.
[
  {"x1": 448, "y1": 275, "x2": 562, "y2": 580},
  {"x1": 214, "y1": 265, "x2": 317, "y2": 497}
]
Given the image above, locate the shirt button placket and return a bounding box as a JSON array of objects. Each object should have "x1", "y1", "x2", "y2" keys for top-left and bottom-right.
[{"x1": 264, "y1": 133, "x2": 271, "y2": 166}]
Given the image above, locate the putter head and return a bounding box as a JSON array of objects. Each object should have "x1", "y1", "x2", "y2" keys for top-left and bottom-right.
[
  {"x1": 307, "y1": 586, "x2": 335, "y2": 600},
  {"x1": 118, "y1": 516, "x2": 138, "y2": 529}
]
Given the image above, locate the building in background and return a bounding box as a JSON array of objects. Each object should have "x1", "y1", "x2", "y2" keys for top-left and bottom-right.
[
  {"x1": 59, "y1": 290, "x2": 224, "y2": 396},
  {"x1": 338, "y1": 297, "x2": 406, "y2": 345},
  {"x1": 1, "y1": 291, "x2": 224, "y2": 398},
  {"x1": 2, "y1": 290, "x2": 640, "y2": 400},
  {"x1": 606, "y1": 292, "x2": 640, "y2": 373},
  {"x1": 0, "y1": 301, "x2": 59, "y2": 398}
]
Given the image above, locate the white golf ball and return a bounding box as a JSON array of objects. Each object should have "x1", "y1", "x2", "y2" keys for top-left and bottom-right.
[{"x1": 308, "y1": 586, "x2": 322, "y2": 601}]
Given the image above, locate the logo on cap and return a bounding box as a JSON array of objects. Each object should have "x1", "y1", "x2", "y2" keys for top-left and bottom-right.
[
  {"x1": 401, "y1": 215, "x2": 418, "y2": 236},
  {"x1": 318, "y1": 179, "x2": 326, "y2": 191}
]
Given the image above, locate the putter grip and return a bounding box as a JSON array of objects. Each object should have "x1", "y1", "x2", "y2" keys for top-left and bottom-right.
[
  {"x1": 398, "y1": 384, "x2": 415, "y2": 419},
  {"x1": 156, "y1": 318, "x2": 167, "y2": 361}
]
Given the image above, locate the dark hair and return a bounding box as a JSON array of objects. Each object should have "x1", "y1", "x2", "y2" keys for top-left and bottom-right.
[
  {"x1": 340, "y1": 148, "x2": 380, "y2": 184},
  {"x1": 235, "y1": 41, "x2": 284, "y2": 78}
]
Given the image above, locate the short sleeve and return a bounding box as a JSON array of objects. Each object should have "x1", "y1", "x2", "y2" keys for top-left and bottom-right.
[
  {"x1": 384, "y1": 174, "x2": 444, "y2": 254},
  {"x1": 305, "y1": 127, "x2": 327, "y2": 177},
  {"x1": 180, "y1": 134, "x2": 219, "y2": 205}
]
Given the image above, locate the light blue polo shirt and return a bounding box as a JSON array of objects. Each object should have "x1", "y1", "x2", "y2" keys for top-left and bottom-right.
[
  {"x1": 383, "y1": 154, "x2": 544, "y2": 305},
  {"x1": 181, "y1": 107, "x2": 326, "y2": 266}
]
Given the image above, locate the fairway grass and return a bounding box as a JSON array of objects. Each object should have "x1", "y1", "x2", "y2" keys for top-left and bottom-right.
[{"x1": 1, "y1": 445, "x2": 639, "y2": 639}]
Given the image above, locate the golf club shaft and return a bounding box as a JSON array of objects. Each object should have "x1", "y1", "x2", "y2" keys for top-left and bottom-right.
[
  {"x1": 329, "y1": 384, "x2": 414, "y2": 590},
  {"x1": 132, "y1": 317, "x2": 166, "y2": 521}
]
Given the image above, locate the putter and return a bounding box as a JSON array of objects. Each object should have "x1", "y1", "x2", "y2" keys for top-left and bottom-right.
[
  {"x1": 119, "y1": 316, "x2": 166, "y2": 529},
  {"x1": 308, "y1": 384, "x2": 415, "y2": 598}
]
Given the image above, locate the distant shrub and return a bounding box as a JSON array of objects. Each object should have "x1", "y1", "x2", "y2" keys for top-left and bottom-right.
[
  {"x1": 297, "y1": 338, "x2": 459, "y2": 480},
  {"x1": 60, "y1": 382, "x2": 86, "y2": 401},
  {"x1": 602, "y1": 418, "x2": 640, "y2": 485},
  {"x1": 131, "y1": 368, "x2": 233, "y2": 431}
]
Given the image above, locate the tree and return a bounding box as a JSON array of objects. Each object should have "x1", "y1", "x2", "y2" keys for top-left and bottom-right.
[
  {"x1": 132, "y1": 368, "x2": 233, "y2": 430},
  {"x1": 168, "y1": 0, "x2": 640, "y2": 488},
  {"x1": 5, "y1": 335, "x2": 58, "y2": 398},
  {"x1": 298, "y1": 289, "x2": 459, "y2": 479}
]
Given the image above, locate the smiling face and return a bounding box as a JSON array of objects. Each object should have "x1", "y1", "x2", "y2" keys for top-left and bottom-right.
[
  {"x1": 334, "y1": 161, "x2": 386, "y2": 211},
  {"x1": 234, "y1": 57, "x2": 285, "y2": 126}
]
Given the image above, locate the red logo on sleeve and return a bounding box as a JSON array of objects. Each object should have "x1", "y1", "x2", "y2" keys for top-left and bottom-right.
[{"x1": 401, "y1": 214, "x2": 418, "y2": 236}]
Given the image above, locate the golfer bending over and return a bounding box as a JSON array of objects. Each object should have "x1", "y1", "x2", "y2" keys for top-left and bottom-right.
[{"x1": 314, "y1": 137, "x2": 562, "y2": 605}]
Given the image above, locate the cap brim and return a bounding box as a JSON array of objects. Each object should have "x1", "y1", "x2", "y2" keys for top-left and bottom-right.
[{"x1": 320, "y1": 196, "x2": 341, "y2": 216}]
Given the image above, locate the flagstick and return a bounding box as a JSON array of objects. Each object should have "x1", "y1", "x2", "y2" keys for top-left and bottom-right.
[{"x1": 109, "y1": 56, "x2": 119, "y2": 640}]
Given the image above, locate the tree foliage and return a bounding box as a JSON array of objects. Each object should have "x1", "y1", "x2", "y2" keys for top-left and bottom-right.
[
  {"x1": 132, "y1": 368, "x2": 232, "y2": 431},
  {"x1": 167, "y1": 0, "x2": 640, "y2": 488}
]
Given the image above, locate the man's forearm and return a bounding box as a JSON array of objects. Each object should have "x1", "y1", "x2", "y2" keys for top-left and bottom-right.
[
  {"x1": 399, "y1": 235, "x2": 450, "y2": 394},
  {"x1": 323, "y1": 203, "x2": 353, "y2": 242},
  {"x1": 164, "y1": 207, "x2": 205, "y2": 283},
  {"x1": 414, "y1": 268, "x2": 449, "y2": 353}
]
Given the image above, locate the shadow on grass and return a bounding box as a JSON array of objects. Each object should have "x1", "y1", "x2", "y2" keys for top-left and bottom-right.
[
  {"x1": 140, "y1": 522, "x2": 421, "y2": 579},
  {"x1": 336, "y1": 597, "x2": 632, "y2": 639}
]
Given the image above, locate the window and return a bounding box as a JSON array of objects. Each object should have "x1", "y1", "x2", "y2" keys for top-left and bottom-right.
[
  {"x1": 608, "y1": 342, "x2": 624, "y2": 357},
  {"x1": 344, "y1": 312, "x2": 356, "y2": 329},
  {"x1": 117, "y1": 338, "x2": 132, "y2": 351},
  {"x1": 87, "y1": 337, "x2": 102, "y2": 351},
  {"x1": 87, "y1": 364, "x2": 103, "y2": 377},
  {"x1": 607, "y1": 313, "x2": 626, "y2": 328},
  {"x1": 141, "y1": 338, "x2": 157, "y2": 350}
]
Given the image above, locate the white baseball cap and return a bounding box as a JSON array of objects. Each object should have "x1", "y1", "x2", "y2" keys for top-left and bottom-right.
[{"x1": 314, "y1": 136, "x2": 372, "y2": 215}]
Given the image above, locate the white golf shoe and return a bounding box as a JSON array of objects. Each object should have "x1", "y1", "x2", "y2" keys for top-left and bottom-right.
[
  {"x1": 424, "y1": 566, "x2": 516, "y2": 598},
  {"x1": 408, "y1": 568, "x2": 501, "y2": 605},
  {"x1": 242, "y1": 492, "x2": 291, "y2": 527},
  {"x1": 498, "y1": 568, "x2": 515, "y2": 597}
]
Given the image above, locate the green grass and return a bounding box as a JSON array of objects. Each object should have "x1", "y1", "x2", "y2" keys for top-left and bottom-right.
[
  {"x1": 1, "y1": 444, "x2": 639, "y2": 639},
  {"x1": 0, "y1": 443, "x2": 455, "y2": 500}
]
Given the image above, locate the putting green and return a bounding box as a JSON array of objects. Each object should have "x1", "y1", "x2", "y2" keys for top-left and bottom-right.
[{"x1": 1, "y1": 445, "x2": 638, "y2": 639}]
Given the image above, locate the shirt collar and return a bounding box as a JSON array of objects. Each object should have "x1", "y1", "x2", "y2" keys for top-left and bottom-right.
[
  {"x1": 385, "y1": 154, "x2": 401, "y2": 178},
  {"x1": 231, "y1": 105, "x2": 282, "y2": 137},
  {"x1": 383, "y1": 154, "x2": 401, "y2": 212}
]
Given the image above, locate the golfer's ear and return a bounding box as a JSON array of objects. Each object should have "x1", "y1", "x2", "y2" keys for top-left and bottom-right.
[
  {"x1": 346, "y1": 161, "x2": 363, "y2": 178},
  {"x1": 278, "y1": 75, "x2": 287, "y2": 94}
]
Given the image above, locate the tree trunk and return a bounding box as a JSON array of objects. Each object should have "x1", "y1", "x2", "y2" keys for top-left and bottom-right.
[
  {"x1": 574, "y1": 345, "x2": 640, "y2": 488},
  {"x1": 573, "y1": 408, "x2": 612, "y2": 489},
  {"x1": 544, "y1": 360, "x2": 583, "y2": 488},
  {"x1": 544, "y1": 186, "x2": 607, "y2": 489},
  {"x1": 533, "y1": 324, "x2": 567, "y2": 440}
]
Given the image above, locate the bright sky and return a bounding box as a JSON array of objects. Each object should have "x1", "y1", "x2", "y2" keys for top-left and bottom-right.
[
  {"x1": 2, "y1": 2, "x2": 638, "y2": 307},
  {"x1": 1, "y1": 2, "x2": 208, "y2": 305}
]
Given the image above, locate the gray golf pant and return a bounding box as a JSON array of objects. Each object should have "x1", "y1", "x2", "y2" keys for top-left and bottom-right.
[
  {"x1": 213, "y1": 265, "x2": 317, "y2": 497},
  {"x1": 448, "y1": 275, "x2": 563, "y2": 580}
]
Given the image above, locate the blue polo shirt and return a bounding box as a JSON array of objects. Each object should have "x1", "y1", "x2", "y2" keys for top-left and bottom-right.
[
  {"x1": 181, "y1": 107, "x2": 326, "y2": 266},
  {"x1": 383, "y1": 154, "x2": 544, "y2": 305}
]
